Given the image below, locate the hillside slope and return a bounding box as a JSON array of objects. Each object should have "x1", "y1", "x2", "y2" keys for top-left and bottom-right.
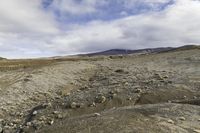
[{"x1": 0, "y1": 46, "x2": 199, "y2": 133}]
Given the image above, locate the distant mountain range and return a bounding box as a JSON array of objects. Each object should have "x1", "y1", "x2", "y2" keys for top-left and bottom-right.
[
  {"x1": 81, "y1": 45, "x2": 200, "y2": 56},
  {"x1": 81, "y1": 47, "x2": 173, "y2": 56},
  {"x1": 1, "y1": 45, "x2": 199, "y2": 59}
]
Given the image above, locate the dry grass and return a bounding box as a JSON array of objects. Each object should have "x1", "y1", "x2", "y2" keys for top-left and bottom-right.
[
  {"x1": 0, "y1": 56, "x2": 106, "y2": 71},
  {"x1": 0, "y1": 59, "x2": 57, "y2": 71},
  {"x1": 0, "y1": 46, "x2": 199, "y2": 71}
]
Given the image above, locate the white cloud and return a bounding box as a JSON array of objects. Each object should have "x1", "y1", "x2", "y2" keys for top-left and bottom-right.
[
  {"x1": 0, "y1": 0, "x2": 200, "y2": 58},
  {"x1": 44, "y1": 0, "x2": 200, "y2": 54},
  {"x1": 0, "y1": 0, "x2": 58, "y2": 34}
]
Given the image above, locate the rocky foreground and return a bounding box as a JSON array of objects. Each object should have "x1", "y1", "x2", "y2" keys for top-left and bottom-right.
[{"x1": 0, "y1": 46, "x2": 200, "y2": 133}]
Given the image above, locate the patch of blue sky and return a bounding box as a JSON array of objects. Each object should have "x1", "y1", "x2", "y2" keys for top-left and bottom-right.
[{"x1": 42, "y1": 0, "x2": 175, "y2": 24}]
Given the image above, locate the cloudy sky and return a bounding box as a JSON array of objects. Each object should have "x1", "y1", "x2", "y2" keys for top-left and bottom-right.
[{"x1": 0, "y1": 0, "x2": 200, "y2": 58}]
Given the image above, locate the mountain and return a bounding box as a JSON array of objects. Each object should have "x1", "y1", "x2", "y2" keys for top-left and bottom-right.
[
  {"x1": 83, "y1": 47, "x2": 174, "y2": 56},
  {"x1": 81, "y1": 45, "x2": 200, "y2": 56},
  {"x1": 169, "y1": 45, "x2": 200, "y2": 52}
]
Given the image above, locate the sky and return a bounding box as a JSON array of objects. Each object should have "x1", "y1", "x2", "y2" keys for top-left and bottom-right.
[{"x1": 0, "y1": 0, "x2": 200, "y2": 58}]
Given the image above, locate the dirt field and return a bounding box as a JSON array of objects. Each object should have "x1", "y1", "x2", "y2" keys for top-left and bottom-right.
[{"x1": 0, "y1": 47, "x2": 200, "y2": 133}]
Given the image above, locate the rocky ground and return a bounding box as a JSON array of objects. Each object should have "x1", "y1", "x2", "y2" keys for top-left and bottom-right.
[{"x1": 0, "y1": 47, "x2": 200, "y2": 133}]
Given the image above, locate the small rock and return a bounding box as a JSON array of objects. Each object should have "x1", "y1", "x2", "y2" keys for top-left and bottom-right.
[
  {"x1": 39, "y1": 116, "x2": 47, "y2": 121},
  {"x1": 167, "y1": 119, "x2": 175, "y2": 124},
  {"x1": 168, "y1": 100, "x2": 172, "y2": 103},
  {"x1": 179, "y1": 117, "x2": 186, "y2": 121},
  {"x1": 132, "y1": 76, "x2": 137, "y2": 81},
  {"x1": 9, "y1": 123, "x2": 14, "y2": 126},
  {"x1": 163, "y1": 75, "x2": 169, "y2": 79},
  {"x1": 100, "y1": 96, "x2": 106, "y2": 103},
  {"x1": 115, "y1": 89, "x2": 121, "y2": 93},
  {"x1": 26, "y1": 122, "x2": 32, "y2": 126},
  {"x1": 94, "y1": 113, "x2": 101, "y2": 117},
  {"x1": 127, "y1": 97, "x2": 132, "y2": 101},
  {"x1": 42, "y1": 102, "x2": 52, "y2": 107},
  {"x1": 183, "y1": 96, "x2": 187, "y2": 99},
  {"x1": 124, "y1": 82, "x2": 129, "y2": 86},
  {"x1": 80, "y1": 86, "x2": 88, "y2": 91},
  {"x1": 70, "y1": 102, "x2": 77, "y2": 109},
  {"x1": 48, "y1": 120, "x2": 54, "y2": 125},
  {"x1": 15, "y1": 112, "x2": 20, "y2": 116},
  {"x1": 16, "y1": 112, "x2": 24, "y2": 117},
  {"x1": 32, "y1": 111, "x2": 38, "y2": 115},
  {"x1": 57, "y1": 114, "x2": 63, "y2": 119},
  {"x1": 148, "y1": 79, "x2": 154, "y2": 84},
  {"x1": 111, "y1": 93, "x2": 117, "y2": 97},
  {"x1": 0, "y1": 119, "x2": 3, "y2": 123},
  {"x1": 0, "y1": 127, "x2": 2, "y2": 133},
  {"x1": 13, "y1": 124, "x2": 17, "y2": 128},
  {"x1": 20, "y1": 112, "x2": 24, "y2": 117},
  {"x1": 13, "y1": 119, "x2": 21, "y2": 124},
  {"x1": 53, "y1": 111, "x2": 59, "y2": 114},
  {"x1": 89, "y1": 102, "x2": 96, "y2": 107},
  {"x1": 155, "y1": 73, "x2": 163, "y2": 80},
  {"x1": 109, "y1": 91, "x2": 115, "y2": 94},
  {"x1": 65, "y1": 92, "x2": 71, "y2": 96},
  {"x1": 135, "y1": 88, "x2": 142, "y2": 93},
  {"x1": 95, "y1": 95, "x2": 106, "y2": 103},
  {"x1": 193, "y1": 96, "x2": 197, "y2": 99},
  {"x1": 194, "y1": 129, "x2": 200, "y2": 133},
  {"x1": 10, "y1": 112, "x2": 15, "y2": 116},
  {"x1": 198, "y1": 119, "x2": 200, "y2": 121}
]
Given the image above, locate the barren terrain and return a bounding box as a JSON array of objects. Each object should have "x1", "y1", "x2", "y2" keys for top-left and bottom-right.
[{"x1": 0, "y1": 46, "x2": 200, "y2": 133}]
